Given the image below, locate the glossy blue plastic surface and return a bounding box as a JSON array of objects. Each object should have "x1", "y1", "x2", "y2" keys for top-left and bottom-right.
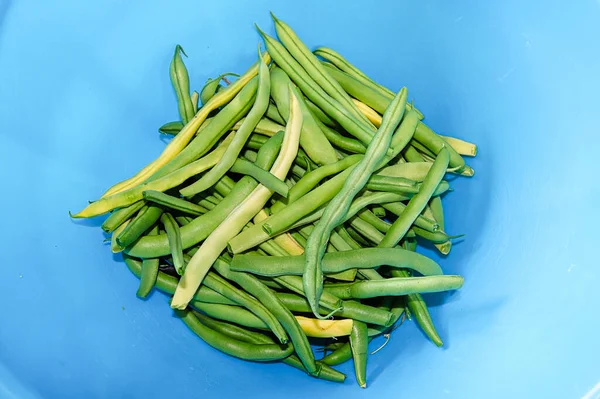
[{"x1": 2, "y1": 1, "x2": 599, "y2": 398}]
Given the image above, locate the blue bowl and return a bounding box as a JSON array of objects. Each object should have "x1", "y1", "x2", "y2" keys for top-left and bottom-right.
[{"x1": 2, "y1": 1, "x2": 599, "y2": 398}]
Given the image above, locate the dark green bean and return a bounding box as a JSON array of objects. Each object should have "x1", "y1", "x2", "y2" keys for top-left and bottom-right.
[
  {"x1": 136, "y1": 226, "x2": 160, "y2": 298},
  {"x1": 371, "y1": 205, "x2": 386, "y2": 218},
  {"x1": 345, "y1": 225, "x2": 371, "y2": 247},
  {"x1": 175, "y1": 216, "x2": 194, "y2": 226},
  {"x1": 191, "y1": 301, "x2": 269, "y2": 329},
  {"x1": 202, "y1": 270, "x2": 289, "y2": 344},
  {"x1": 230, "y1": 158, "x2": 289, "y2": 197},
  {"x1": 273, "y1": 275, "x2": 343, "y2": 312},
  {"x1": 125, "y1": 133, "x2": 283, "y2": 258},
  {"x1": 266, "y1": 102, "x2": 286, "y2": 124},
  {"x1": 349, "y1": 320, "x2": 368, "y2": 388},
  {"x1": 177, "y1": 309, "x2": 293, "y2": 362},
  {"x1": 275, "y1": 292, "x2": 393, "y2": 327},
  {"x1": 143, "y1": 190, "x2": 207, "y2": 216},
  {"x1": 305, "y1": 97, "x2": 338, "y2": 127},
  {"x1": 101, "y1": 201, "x2": 145, "y2": 233},
  {"x1": 170, "y1": 45, "x2": 195, "y2": 124},
  {"x1": 403, "y1": 145, "x2": 425, "y2": 162},
  {"x1": 213, "y1": 260, "x2": 318, "y2": 375},
  {"x1": 160, "y1": 213, "x2": 185, "y2": 275},
  {"x1": 383, "y1": 202, "x2": 439, "y2": 232},
  {"x1": 357, "y1": 209, "x2": 392, "y2": 233},
  {"x1": 117, "y1": 205, "x2": 163, "y2": 249},
  {"x1": 413, "y1": 123, "x2": 466, "y2": 172},
  {"x1": 200, "y1": 73, "x2": 240, "y2": 105},
  {"x1": 413, "y1": 226, "x2": 464, "y2": 244}
]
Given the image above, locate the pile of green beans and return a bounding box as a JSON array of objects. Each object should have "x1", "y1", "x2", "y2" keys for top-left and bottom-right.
[{"x1": 72, "y1": 13, "x2": 478, "y2": 389}]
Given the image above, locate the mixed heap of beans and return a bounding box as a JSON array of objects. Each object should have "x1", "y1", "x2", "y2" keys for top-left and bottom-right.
[{"x1": 72, "y1": 14, "x2": 477, "y2": 387}]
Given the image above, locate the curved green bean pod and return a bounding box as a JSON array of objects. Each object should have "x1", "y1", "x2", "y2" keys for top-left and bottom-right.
[
  {"x1": 275, "y1": 292, "x2": 393, "y2": 327},
  {"x1": 101, "y1": 201, "x2": 145, "y2": 233},
  {"x1": 212, "y1": 260, "x2": 318, "y2": 376},
  {"x1": 231, "y1": 247, "x2": 442, "y2": 277},
  {"x1": 160, "y1": 213, "x2": 185, "y2": 275},
  {"x1": 229, "y1": 158, "x2": 289, "y2": 197},
  {"x1": 191, "y1": 302, "x2": 269, "y2": 329},
  {"x1": 357, "y1": 209, "x2": 391, "y2": 233},
  {"x1": 304, "y1": 88, "x2": 407, "y2": 317},
  {"x1": 170, "y1": 45, "x2": 195, "y2": 124},
  {"x1": 349, "y1": 320, "x2": 368, "y2": 388},
  {"x1": 371, "y1": 205, "x2": 386, "y2": 218},
  {"x1": 426, "y1": 196, "x2": 452, "y2": 254},
  {"x1": 180, "y1": 54, "x2": 271, "y2": 197},
  {"x1": 273, "y1": 275, "x2": 343, "y2": 312},
  {"x1": 379, "y1": 148, "x2": 450, "y2": 248},
  {"x1": 413, "y1": 226, "x2": 464, "y2": 244},
  {"x1": 203, "y1": 271, "x2": 288, "y2": 344},
  {"x1": 177, "y1": 309, "x2": 293, "y2": 362},
  {"x1": 270, "y1": 66, "x2": 338, "y2": 165},
  {"x1": 143, "y1": 190, "x2": 207, "y2": 216},
  {"x1": 305, "y1": 98, "x2": 337, "y2": 127},
  {"x1": 318, "y1": 120, "x2": 366, "y2": 154},
  {"x1": 136, "y1": 226, "x2": 160, "y2": 298},
  {"x1": 116, "y1": 205, "x2": 163, "y2": 248},
  {"x1": 125, "y1": 133, "x2": 283, "y2": 258},
  {"x1": 323, "y1": 275, "x2": 463, "y2": 299}
]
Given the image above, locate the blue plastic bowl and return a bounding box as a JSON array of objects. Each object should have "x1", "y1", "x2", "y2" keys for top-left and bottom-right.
[{"x1": 2, "y1": 1, "x2": 599, "y2": 398}]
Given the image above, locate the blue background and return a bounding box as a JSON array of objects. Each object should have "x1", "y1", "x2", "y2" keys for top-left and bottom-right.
[{"x1": 1, "y1": 0, "x2": 599, "y2": 398}]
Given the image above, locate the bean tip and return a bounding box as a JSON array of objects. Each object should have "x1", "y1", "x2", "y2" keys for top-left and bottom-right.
[
  {"x1": 254, "y1": 23, "x2": 266, "y2": 37},
  {"x1": 175, "y1": 44, "x2": 188, "y2": 58}
]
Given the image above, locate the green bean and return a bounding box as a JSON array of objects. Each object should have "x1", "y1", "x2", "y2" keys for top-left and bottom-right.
[
  {"x1": 148, "y1": 78, "x2": 258, "y2": 183},
  {"x1": 160, "y1": 213, "x2": 185, "y2": 275},
  {"x1": 321, "y1": 341, "x2": 357, "y2": 366},
  {"x1": 117, "y1": 205, "x2": 163, "y2": 248},
  {"x1": 175, "y1": 216, "x2": 193, "y2": 226},
  {"x1": 369, "y1": 296, "x2": 407, "y2": 336},
  {"x1": 341, "y1": 225, "x2": 368, "y2": 248},
  {"x1": 379, "y1": 148, "x2": 450, "y2": 248},
  {"x1": 391, "y1": 269, "x2": 443, "y2": 347},
  {"x1": 191, "y1": 91, "x2": 199, "y2": 111},
  {"x1": 273, "y1": 275, "x2": 343, "y2": 312},
  {"x1": 192, "y1": 311, "x2": 272, "y2": 343},
  {"x1": 229, "y1": 158, "x2": 289, "y2": 197},
  {"x1": 233, "y1": 117, "x2": 284, "y2": 136},
  {"x1": 213, "y1": 260, "x2": 318, "y2": 375},
  {"x1": 256, "y1": 26, "x2": 375, "y2": 145},
  {"x1": 136, "y1": 226, "x2": 160, "y2": 298},
  {"x1": 413, "y1": 226, "x2": 464, "y2": 244},
  {"x1": 323, "y1": 275, "x2": 463, "y2": 299},
  {"x1": 72, "y1": 134, "x2": 235, "y2": 217},
  {"x1": 123, "y1": 255, "x2": 235, "y2": 305},
  {"x1": 191, "y1": 301, "x2": 269, "y2": 329},
  {"x1": 382, "y1": 202, "x2": 439, "y2": 232},
  {"x1": 231, "y1": 247, "x2": 442, "y2": 277},
  {"x1": 158, "y1": 121, "x2": 184, "y2": 136},
  {"x1": 357, "y1": 209, "x2": 391, "y2": 233},
  {"x1": 317, "y1": 119, "x2": 366, "y2": 154},
  {"x1": 125, "y1": 133, "x2": 283, "y2": 258},
  {"x1": 271, "y1": 13, "x2": 373, "y2": 127},
  {"x1": 270, "y1": 66, "x2": 338, "y2": 165},
  {"x1": 349, "y1": 320, "x2": 368, "y2": 388},
  {"x1": 266, "y1": 102, "x2": 286, "y2": 124},
  {"x1": 196, "y1": 196, "x2": 216, "y2": 210},
  {"x1": 411, "y1": 139, "x2": 437, "y2": 159},
  {"x1": 246, "y1": 134, "x2": 268, "y2": 151},
  {"x1": 228, "y1": 168, "x2": 354, "y2": 253},
  {"x1": 142, "y1": 190, "x2": 207, "y2": 216},
  {"x1": 200, "y1": 72, "x2": 240, "y2": 105},
  {"x1": 170, "y1": 45, "x2": 195, "y2": 124},
  {"x1": 180, "y1": 54, "x2": 271, "y2": 197},
  {"x1": 321, "y1": 62, "x2": 420, "y2": 121},
  {"x1": 381, "y1": 109, "x2": 420, "y2": 163},
  {"x1": 203, "y1": 270, "x2": 288, "y2": 344},
  {"x1": 371, "y1": 205, "x2": 386, "y2": 218},
  {"x1": 403, "y1": 145, "x2": 425, "y2": 162},
  {"x1": 413, "y1": 123, "x2": 466, "y2": 172},
  {"x1": 426, "y1": 196, "x2": 452, "y2": 255},
  {"x1": 177, "y1": 309, "x2": 293, "y2": 362},
  {"x1": 272, "y1": 154, "x2": 362, "y2": 213},
  {"x1": 348, "y1": 216, "x2": 388, "y2": 245},
  {"x1": 171, "y1": 91, "x2": 302, "y2": 310},
  {"x1": 305, "y1": 97, "x2": 337, "y2": 127},
  {"x1": 275, "y1": 292, "x2": 393, "y2": 327},
  {"x1": 377, "y1": 161, "x2": 436, "y2": 182},
  {"x1": 101, "y1": 201, "x2": 145, "y2": 233}
]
